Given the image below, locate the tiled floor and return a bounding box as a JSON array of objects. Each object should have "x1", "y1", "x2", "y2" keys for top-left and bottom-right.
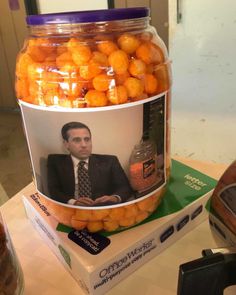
[{"x1": 0, "y1": 111, "x2": 32, "y2": 204}]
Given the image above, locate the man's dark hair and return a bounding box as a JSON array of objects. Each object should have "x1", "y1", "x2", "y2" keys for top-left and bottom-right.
[{"x1": 61, "y1": 122, "x2": 91, "y2": 141}]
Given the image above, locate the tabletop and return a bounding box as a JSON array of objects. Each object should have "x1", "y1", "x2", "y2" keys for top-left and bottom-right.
[{"x1": 1, "y1": 157, "x2": 235, "y2": 295}]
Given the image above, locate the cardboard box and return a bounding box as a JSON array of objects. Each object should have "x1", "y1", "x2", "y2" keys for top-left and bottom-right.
[{"x1": 22, "y1": 160, "x2": 217, "y2": 295}]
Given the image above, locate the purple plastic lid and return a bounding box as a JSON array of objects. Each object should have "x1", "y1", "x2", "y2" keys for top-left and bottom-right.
[{"x1": 26, "y1": 7, "x2": 150, "y2": 26}]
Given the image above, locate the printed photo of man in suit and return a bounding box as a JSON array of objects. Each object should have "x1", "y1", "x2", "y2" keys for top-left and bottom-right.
[{"x1": 47, "y1": 121, "x2": 132, "y2": 206}]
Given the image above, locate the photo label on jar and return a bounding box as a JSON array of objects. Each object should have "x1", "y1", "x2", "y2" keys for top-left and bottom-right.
[{"x1": 19, "y1": 92, "x2": 167, "y2": 208}]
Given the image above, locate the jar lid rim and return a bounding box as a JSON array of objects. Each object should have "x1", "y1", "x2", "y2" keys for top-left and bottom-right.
[{"x1": 26, "y1": 7, "x2": 150, "y2": 25}]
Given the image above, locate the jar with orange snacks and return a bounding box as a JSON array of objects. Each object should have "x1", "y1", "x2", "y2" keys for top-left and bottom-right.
[
  {"x1": 129, "y1": 140, "x2": 158, "y2": 193},
  {"x1": 15, "y1": 7, "x2": 172, "y2": 233}
]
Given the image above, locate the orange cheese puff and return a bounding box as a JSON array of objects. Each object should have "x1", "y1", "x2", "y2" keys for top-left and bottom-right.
[
  {"x1": 67, "y1": 37, "x2": 82, "y2": 51},
  {"x1": 59, "y1": 64, "x2": 84, "y2": 97},
  {"x1": 71, "y1": 99, "x2": 87, "y2": 108},
  {"x1": 85, "y1": 79, "x2": 94, "y2": 90},
  {"x1": 103, "y1": 219, "x2": 119, "y2": 232},
  {"x1": 56, "y1": 92, "x2": 72, "y2": 107},
  {"x1": 154, "y1": 63, "x2": 171, "y2": 93},
  {"x1": 56, "y1": 51, "x2": 73, "y2": 68},
  {"x1": 146, "y1": 64, "x2": 154, "y2": 74},
  {"x1": 41, "y1": 72, "x2": 62, "y2": 92},
  {"x1": 53, "y1": 207, "x2": 75, "y2": 225},
  {"x1": 16, "y1": 53, "x2": 33, "y2": 78},
  {"x1": 143, "y1": 73, "x2": 158, "y2": 94},
  {"x1": 58, "y1": 98, "x2": 73, "y2": 108},
  {"x1": 136, "y1": 42, "x2": 165, "y2": 65},
  {"x1": 89, "y1": 209, "x2": 110, "y2": 221},
  {"x1": 117, "y1": 33, "x2": 140, "y2": 54},
  {"x1": 45, "y1": 53, "x2": 58, "y2": 62},
  {"x1": 27, "y1": 63, "x2": 43, "y2": 82},
  {"x1": 70, "y1": 43, "x2": 92, "y2": 66},
  {"x1": 107, "y1": 86, "x2": 128, "y2": 105},
  {"x1": 59, "y1": 62, "x2": 79, "y2": 77},
  {"x1": 34, "y1": 38, "x2": 56, "y2": 55},
  {"x1": 28, "y1": 81, "x2": 38, "y2": 97},
  {"x1": 97, "y1": 40, "x2": 118, "y2": 56},
  {"x1": 87, "y1": 221, "x2": 104, "y2": 233},
  {"x1": 57, "y1": 45, "x2": 68, "y2": 55},
  {"x1": 146, "y1": 201, "x2": 157, "y2": 213},
  {"x1": 28, "y1": 81, "x2": 43, "y2": 98},
  {"x1": 26, "y1": 39, "x2": 47, "y2": 62},
  {"x1": 22, "y1": 96, "x2": 38, "y2": 104},
  {"x1": 135, "y1": 211, "x2": 149, "y2": 224},
  {"x1": 43, "y1": 90, "x2": 57, "y2": 106},
  {"x1": 41, "y1": 61, "x2": 57, "y2": 71},
  {"x1": 15, "y1": 78, "x2": 29, "y2": 98},
  {"x1": 108, "y1": 207, "x2": 125, "y2": 221},
  {"x1": 108, "y1": 50, "x2": 129, "y2": 74},
  {"x1": 61, "y1": 79, "x2": 84, "y2": 97},
  {"x1": 119, "y1": 216, "x2": 136, "y2": 227},
  {"x1": 138, "y1": 32, "x2": 153, "y2": 42},
  {"x1": 92, "y1": 74, "x2": 112, "y2": 91},
  {"x1": 71, "y1": 218, "x2": 87, "y2": 230},
  {"x1": 137, "y1": 197, "x2": 154, "y2": 211},
  {"x1": 124, "y1": 77, "x2": 144, "y2": 98},
  {"x1": 128, "y1": 59, "x2": 146, "y2": 77},
  {"x1": 73, "y1": 209, "x2": 92, "y2": 221},
  {"x1": 79, "y1": 61, "x2": 102, "y2": 80},
  {"x1": 30, "y1": 95, "x2": 45, "y2": 106},
  {"x1": 85, "y1": 90, "x2": 108, "y2": 107},
  {"x1": 115, "y1": 71, "x2": 130, "y2": 85},
  {"x1": 44, "y1": 89, "x2": 59, "y2": 106},
  {"x1": 91, "y1": 51, "x2": 109, "y2": 67},
  {"x1": 124, "y1": 204, "x2": 139, "y2": 218}
]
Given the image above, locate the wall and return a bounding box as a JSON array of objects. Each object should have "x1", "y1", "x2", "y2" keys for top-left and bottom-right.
[
  {"x1": 36, "y1": 0, "x2": 108, "y2": 13},
  {"x1": 169, "y1": 0, "x2": 236, "y2": 164}
]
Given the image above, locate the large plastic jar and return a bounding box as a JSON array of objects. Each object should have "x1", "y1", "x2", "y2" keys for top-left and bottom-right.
[{"x1": 15, "y1": 7, "x2": 172, "y2": 233}]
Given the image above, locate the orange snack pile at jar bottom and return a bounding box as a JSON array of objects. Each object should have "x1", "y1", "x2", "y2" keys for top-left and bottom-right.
[{"x1": 39, "y1": 189, "x2": 165, "y2": 233}]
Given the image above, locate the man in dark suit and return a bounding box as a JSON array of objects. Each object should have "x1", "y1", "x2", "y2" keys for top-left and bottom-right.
[{"x1": 47, "y1": 122, "x2": 131, "y2": 206}]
